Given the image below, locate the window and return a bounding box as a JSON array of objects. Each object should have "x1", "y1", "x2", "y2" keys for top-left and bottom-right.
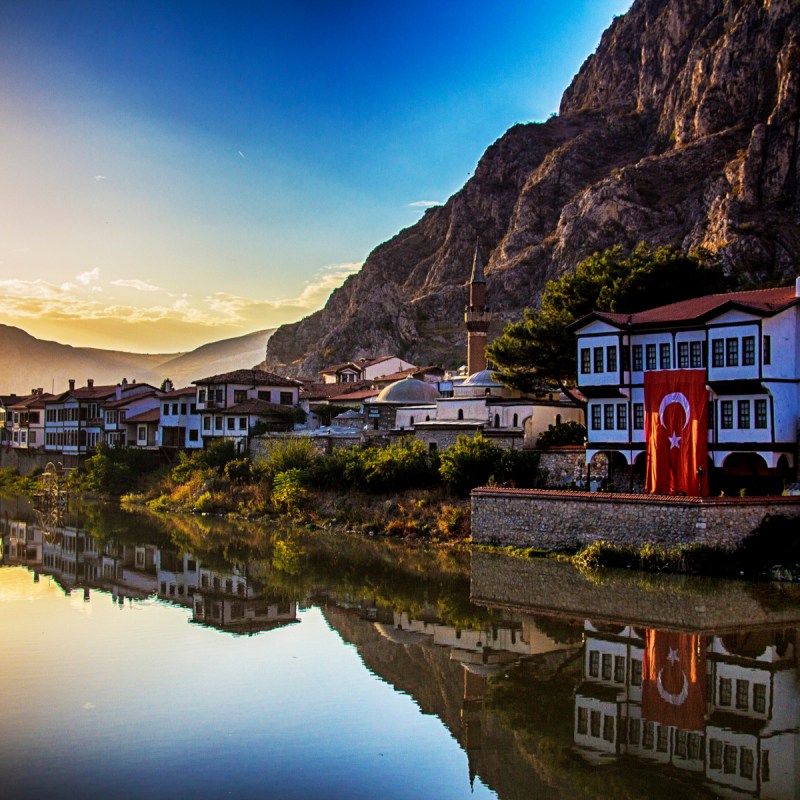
[
  {"x1": 736, "y1": 679, "x2": 750, "y2": 710},
  {"x1": 280, "y1": 391, "x2": 294, "y2": 405},
  {"x1": 632, "y1": 344, "x2": 643, "y2": 371},
  {"x1": 593, "y1": 347, "x2": 604, "y2": 373},
  {"x1": 164, "y1": 403, "x2": 171, "y2": 414},
  {"x1": 590, "y1": 710, "x2": 601, "y2": 737},
  {"x1": 763, "y1": 334, "x2": 771, "y2": 365},
  {"x1": 457, "y1": 409, "x2": 464, "y2": 421},
  {"x1": 214, "y1": 417, "x2": 223, "y2": 431},
  {"x1": 601, "y1": 653, "x2": 612, "y2": 680},
  {"x1": 189, "y1": 429, "x2": 199, "y2": 442},
  {"x1": 755, "y1": 399, "x2": 767, "y2": 429},
  {"x1": 726, "y1": 337, "x2": 739, "y2": 367},
  {"x1": 580, "y1": 348, "x2": 591, "y2": 374},
  {"x1": 688, "y1": 733, "x2": 702, "y2": 761},
  {"x1": 591, "y1": 405, "x2": 602, "y2": 431},
  {"x1": 719, "y1": 677, "x2": 732, "y2": 706},
  {"x1": 740, "y1": 747, "x2": 754, "y2": 779},
  {"x1": 690, "y1": 340, "x2": 704, "y2": 368},
  {"x1": 724, "y1": 743, "x2": 737, "y2": 774},
  {"x1": 603, "y1": 405, "x2": 615, "y2": 430},
  {"x1": 743, "y1": 336, "x2": 755, "y2": 366},
  {"x1": 577, "y1": 707, "x2": 588, "y2": 735},
  {"x1": 675, "y1": 730, "x2": 687, "y2": 759},
  {"x1": 710, "y1": 739, "x2": 723, "y2": 770},
  {"x1": 633, "y1": 404, "x2": 644, "y2": 431},
  {"x1": 628, "y1": 718, "x2": 641, "y2": 744},
  {"x1": 657, "y1": 726, "x2": 669, "y2": 752},
  {"x1": 29, "y1": 431, "x2": 36, "y2": 444},
  {"x1": 712, "y1": 339, "x2": 724, "y2": 367},
  {"x1": 678, "y1": 341, "x2": 689, "y2": 368},
  {"x1": 738, "y1": 400, "x2": 751, "y2": 429},
  {"x1": 180, "y1": 403, "x2": 187, "y2": 415},
  {"x1": 226, "y1": 417, "x2": 235, "y2": 430},
  {"x1": 659, "y1": 342, "x2": 671, "y2": 369},
  {"x1": 646, "y1": 344, "x2": 657, "y2": 370},
  {"x1": 630, "y1": 658, "x2": 642, "y2": 686},
  {"x1": 616, "y1": 404, "x2": 627, "y2": 431},
  {"x1": 721, "y1": 401, "x2": 733, "y2": 430},
  {"x1": 603, "y1": 715, "x2": 615, "y2": 743},
  {"x1": 234, "y1": 390, "x2": 247, "y2": 404},
  {"x1": 172, "y1": 403, "x2": 178, "y2": 415},
  {"x1": 203, "y1": 416, "x2": 211, "y2": 431},
  {"x1": 642, "y1": 721, "x2": 654, "y2": 750},
  {"x1": 239, "y1": 417, "x2": 247, "y2": 430},
  {"x1": 753, "y1": 683, "x2": 767, "y2": 713},
  {"x1": 199, "y1": 389, "x2": 206, "y2": 403},
  {"x1": 614, "y1": 655, "x2": 625, "y2": 684},
  {"x1": 137, "y1": 425, "x2": 147, "y2": 442},
  {"x1": 588, "y1": 650, "x2": 599, "y2": 677},
  {"x1": 606, "y1": 346, "x2": 617, "y2": 372}
]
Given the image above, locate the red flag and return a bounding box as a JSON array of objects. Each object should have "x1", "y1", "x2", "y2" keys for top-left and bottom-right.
[
  {"x1": 642, "y1": 629, "x2": 706, "y2": 731},
  {"x1": 645, "y1": 369, "x2": 708, "y2": 496}
]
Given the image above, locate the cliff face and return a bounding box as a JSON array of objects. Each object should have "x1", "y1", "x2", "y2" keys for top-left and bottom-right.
[{"x1": 267, "y1": 0, "x2": 800, "y2": 377}]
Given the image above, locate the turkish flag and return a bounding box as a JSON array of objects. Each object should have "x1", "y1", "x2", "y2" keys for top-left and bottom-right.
[
  {"x1": 642, "y1": 629, "x2": 706, "y2": 731},
  {"x1": 645, "y1": 369, "x2": 708, "y2": 496}
]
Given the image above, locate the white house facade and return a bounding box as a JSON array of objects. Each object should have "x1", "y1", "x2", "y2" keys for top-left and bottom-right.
[{"x1": 572, "y1": 283, "x2": 800, "y2": 491}]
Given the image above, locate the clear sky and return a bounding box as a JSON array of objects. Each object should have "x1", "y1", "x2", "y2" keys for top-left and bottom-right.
[{"x1": 0, "y1": 0, "x2": 632, "y2": 353}]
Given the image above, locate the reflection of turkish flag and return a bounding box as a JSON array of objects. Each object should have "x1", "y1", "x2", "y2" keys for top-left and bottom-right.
[
  {"x1": 642, "y1": 630, "x2": 706, "y2": 731},
  {"x1": 645, "y1": 369, "x2": 708, "y2": 496}
]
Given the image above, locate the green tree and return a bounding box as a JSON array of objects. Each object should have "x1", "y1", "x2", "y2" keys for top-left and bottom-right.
[{"x1": 487, "y1": 243, "x2": 730, "y2": 407}]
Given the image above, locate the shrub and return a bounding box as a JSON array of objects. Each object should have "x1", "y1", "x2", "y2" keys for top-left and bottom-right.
[
  {"x1": 83, "y1": 442, "x2": 159, "y2": 495},
  {"x1": 439, "y1": 434, "x2": 503, "y2": 497},
  {"x1": 536, "y1": 421, "x2": 587, "y2": 448},
  {"x1": 258, "y1": 438, "x2": 319, "y2": 483},
  {"x1": 272, "y1": 469, "x2": 307, "y2": 515},
  {"x1": 224, "y1": 458, "x2": 252, "y2": 484}
]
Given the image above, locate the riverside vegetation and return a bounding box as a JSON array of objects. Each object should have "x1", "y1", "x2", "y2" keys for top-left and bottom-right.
[{"x1": 61, "y1": 436, "x2": 544, "y2": 542}]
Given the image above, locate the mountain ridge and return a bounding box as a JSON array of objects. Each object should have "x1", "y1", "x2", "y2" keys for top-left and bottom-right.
[
  {"x1": 0, "y1": 325, "x2": 275, "y2": 395},
  {"x1": 266, "y1": 0, "x2": 800, "y2": 377}
]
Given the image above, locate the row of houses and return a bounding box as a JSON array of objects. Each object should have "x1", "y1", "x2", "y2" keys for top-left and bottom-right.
[{"x1": 0, "y1": 369, "x2": 301, "y2": 456}]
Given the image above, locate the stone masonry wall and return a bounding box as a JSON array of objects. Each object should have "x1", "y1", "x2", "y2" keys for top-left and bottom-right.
[{"x1": 471, "y1": 488, "x2": 800, "y2": 550}]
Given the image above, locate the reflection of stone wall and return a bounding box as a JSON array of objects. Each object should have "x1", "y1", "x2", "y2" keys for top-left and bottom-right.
[
  {"x1": 471, "y1": 488, "x2": 800, "y2": 549},
  {"x1": 470, "y1": 551, "x2": 800, "y2": 632}
]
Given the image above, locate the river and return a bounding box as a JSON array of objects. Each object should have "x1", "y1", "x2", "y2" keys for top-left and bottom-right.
[{"x1": 1, "y1": 496, "x2": 798, "y2": 799}]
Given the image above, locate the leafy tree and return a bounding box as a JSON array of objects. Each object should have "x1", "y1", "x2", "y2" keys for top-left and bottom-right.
[
  {"x1": 439, "y1": 434, "x2": 503, "y2": 497},
  {"x1": 537, "y1": 421, "x2": 587, "y2": 448},
  {"x1": 487, "y1": 243, "x2": 730, "y2": 407}
]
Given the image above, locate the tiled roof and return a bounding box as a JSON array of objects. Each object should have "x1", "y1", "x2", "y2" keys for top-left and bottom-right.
[
  {"x1": 159, "y1": 386, "x2": 196, "y2": 397},
  {"x1": 301, "y1": 381, "x2": 372, "y2": 400},
  {"x1": 103, "y1": 391, "x2": 158, "y2": 409},
  {"x1": 70, "y1": 384, "x2": 119, "y2": 400},
  {"x1": 332, "y1": 388, "x2": 381, "y2": 401},
  {"x1": 223, "y1": 399, "x2": 289, "y2": 414},
  {"x1": 10, "y1": 393, "x2": 55, "y2": 409},
  {"x1": 374, "y1": 366, "x2": 443, "y2": 383},
  {"x1": 574, "y1": 285, "x2": 799, "y2": 330},
  {"x1": 193, "y1": 369, "x2": 301, "y2": 387},
  {"x1": 125, "y1": 408, "x2": 161, "y2": 424},
  {"x1": 320, "y1": 361, "x2": 361, "y2": 374}
]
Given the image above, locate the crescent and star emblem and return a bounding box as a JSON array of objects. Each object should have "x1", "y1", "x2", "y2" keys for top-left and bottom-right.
[
  {"x1": 658, "y1": 391, "x2": 691, "y2": 450},
  {"x1": 656, "y1": 646, "x2": 689, "y2": 706}
]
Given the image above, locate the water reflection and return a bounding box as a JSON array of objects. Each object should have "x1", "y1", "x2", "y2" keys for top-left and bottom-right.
[{"x1": 1, "y1": 499, "x2": 799, "y2": 799}]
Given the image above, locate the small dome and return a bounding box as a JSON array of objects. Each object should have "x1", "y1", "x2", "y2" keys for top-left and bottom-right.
[
  {"x1": 375, "y1": 375, "x2": 438, "y2": 404},
  {"x1": 462, "y1": 369, "x2": 503, "y2": 388}
]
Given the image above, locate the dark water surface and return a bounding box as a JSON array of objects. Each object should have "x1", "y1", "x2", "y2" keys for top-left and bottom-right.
[{"x1": 1, "y1": 497, "x2": 798, "y2": 799}]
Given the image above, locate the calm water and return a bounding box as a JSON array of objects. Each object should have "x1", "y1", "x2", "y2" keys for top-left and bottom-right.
[{"x1": 1, "y1": 497, "x2": 799, "y2": 800}]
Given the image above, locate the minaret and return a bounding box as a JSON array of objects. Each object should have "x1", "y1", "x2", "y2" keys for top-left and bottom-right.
[{"x1": 464, "y1": 244, "x2": 492, "y2": 374}]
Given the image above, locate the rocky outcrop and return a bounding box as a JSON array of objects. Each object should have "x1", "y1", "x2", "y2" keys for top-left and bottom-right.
[{"x1": 267, "y1": 0, "x2": 800, "y2": 377}]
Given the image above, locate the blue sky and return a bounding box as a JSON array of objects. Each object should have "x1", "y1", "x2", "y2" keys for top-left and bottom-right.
[{"x1": 0, "y1": 0, "x2": 632, "y2": 352}]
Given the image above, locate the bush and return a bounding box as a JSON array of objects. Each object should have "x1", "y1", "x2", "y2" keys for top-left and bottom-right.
[
  {"x1": 439, "y1": 434, "x2": 503, "y2": 497},
  {"x1": 257, "y1": 438, "x2": 320, "y2": 483},
  {"x1": 224, "y1": 458, "x2": 252, "y2": 484},
  {"x1": 83, "y1": 443, "x2": 158, "y2": 495},
  {"x1": 272, "y1": 469, "x2": 307, "y2": 515},
  {"x1": 536, "y1": 421, "x2": 587, "y2": 448}
]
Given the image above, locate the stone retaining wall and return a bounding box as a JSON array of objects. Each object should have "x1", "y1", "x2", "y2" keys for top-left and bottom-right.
[
  {"x1": 0, "y1": 449, "x2": 82, "y2": 475},
  {"x1": 471, "y1": 488, "x2": 800, "y2": 549}
]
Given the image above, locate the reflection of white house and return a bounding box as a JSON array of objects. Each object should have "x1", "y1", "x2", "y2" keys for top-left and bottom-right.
[
  {"x1": 572, "y1": 283, "x2": 800, "y2": 486},
  {"x1": 573, "y1": 621, "x2": 800, "y2": 798}
]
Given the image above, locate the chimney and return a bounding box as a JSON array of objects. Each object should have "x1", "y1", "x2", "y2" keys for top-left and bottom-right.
[
  {"x1": 87, "y1": 378, "x2": 94, "y2": 389},
  {"x1": 68, "y1": 379, "x2": 75, "y2": 392},
  {"x1": 121, "y1": 377, "x2": 128, "y2": 386}
]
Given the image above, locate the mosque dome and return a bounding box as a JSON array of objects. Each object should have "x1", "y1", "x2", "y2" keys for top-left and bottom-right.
[
  {"x1": 374, "y1": 375, "x2": 438, "y2": 404},
  {"x1": 461, "y1": 370, "x2": 503, "y2": 388}
]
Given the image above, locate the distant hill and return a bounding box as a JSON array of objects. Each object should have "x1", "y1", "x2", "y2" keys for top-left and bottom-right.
[{"x1": 0, "y1": 325, "x2": 275, "y2": 395}]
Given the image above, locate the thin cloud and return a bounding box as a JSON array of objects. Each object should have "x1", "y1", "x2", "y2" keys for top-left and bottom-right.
[
  {"x1": 111, "y1": 279, "x2": 162, "y2": 292},
  {"x1": 76, "y1": 268, "x2": 100, "y2": 286},
  {"x1": 93, "y1": 175, "x2": 107, "y2": 181},
  {"x1": 408, "y1": 200, "x2": 440, "y2": 208},
  {"x1": 238, "y1": 151, "x2": 246, "y2": 159}
]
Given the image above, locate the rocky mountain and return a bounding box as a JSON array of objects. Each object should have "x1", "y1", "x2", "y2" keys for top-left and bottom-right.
[
  {"x1": 0, "y1": 325, "x2": 274, "y2": 395},
  {"x1": 266, "y1": 0, "x2": 800, "y2": 377}
]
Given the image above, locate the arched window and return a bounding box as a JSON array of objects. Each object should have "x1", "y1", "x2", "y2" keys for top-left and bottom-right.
[
  {"x1": 457, "y1": 409, "x2": 464, "y2": 421},
  {"x1": 425, "y1": 415, "x2": 430, "y2": 421},
  {"x1": 494, "y1": 414, "x2": 500, "y2": 428},
  {"x1": 409, "y1": 417, "x2": 414, "y2": 426},
  {"x1": 513, "y1": 414, "x2": 518, "y2": 427},
  {"x1": 556, "y1": 414, "x2": 562, "y2": 425}
]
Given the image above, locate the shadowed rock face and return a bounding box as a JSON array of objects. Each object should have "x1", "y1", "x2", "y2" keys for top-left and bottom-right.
[{"x1": 267, "y1": 0, "x2": 800, "y2": 378}]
